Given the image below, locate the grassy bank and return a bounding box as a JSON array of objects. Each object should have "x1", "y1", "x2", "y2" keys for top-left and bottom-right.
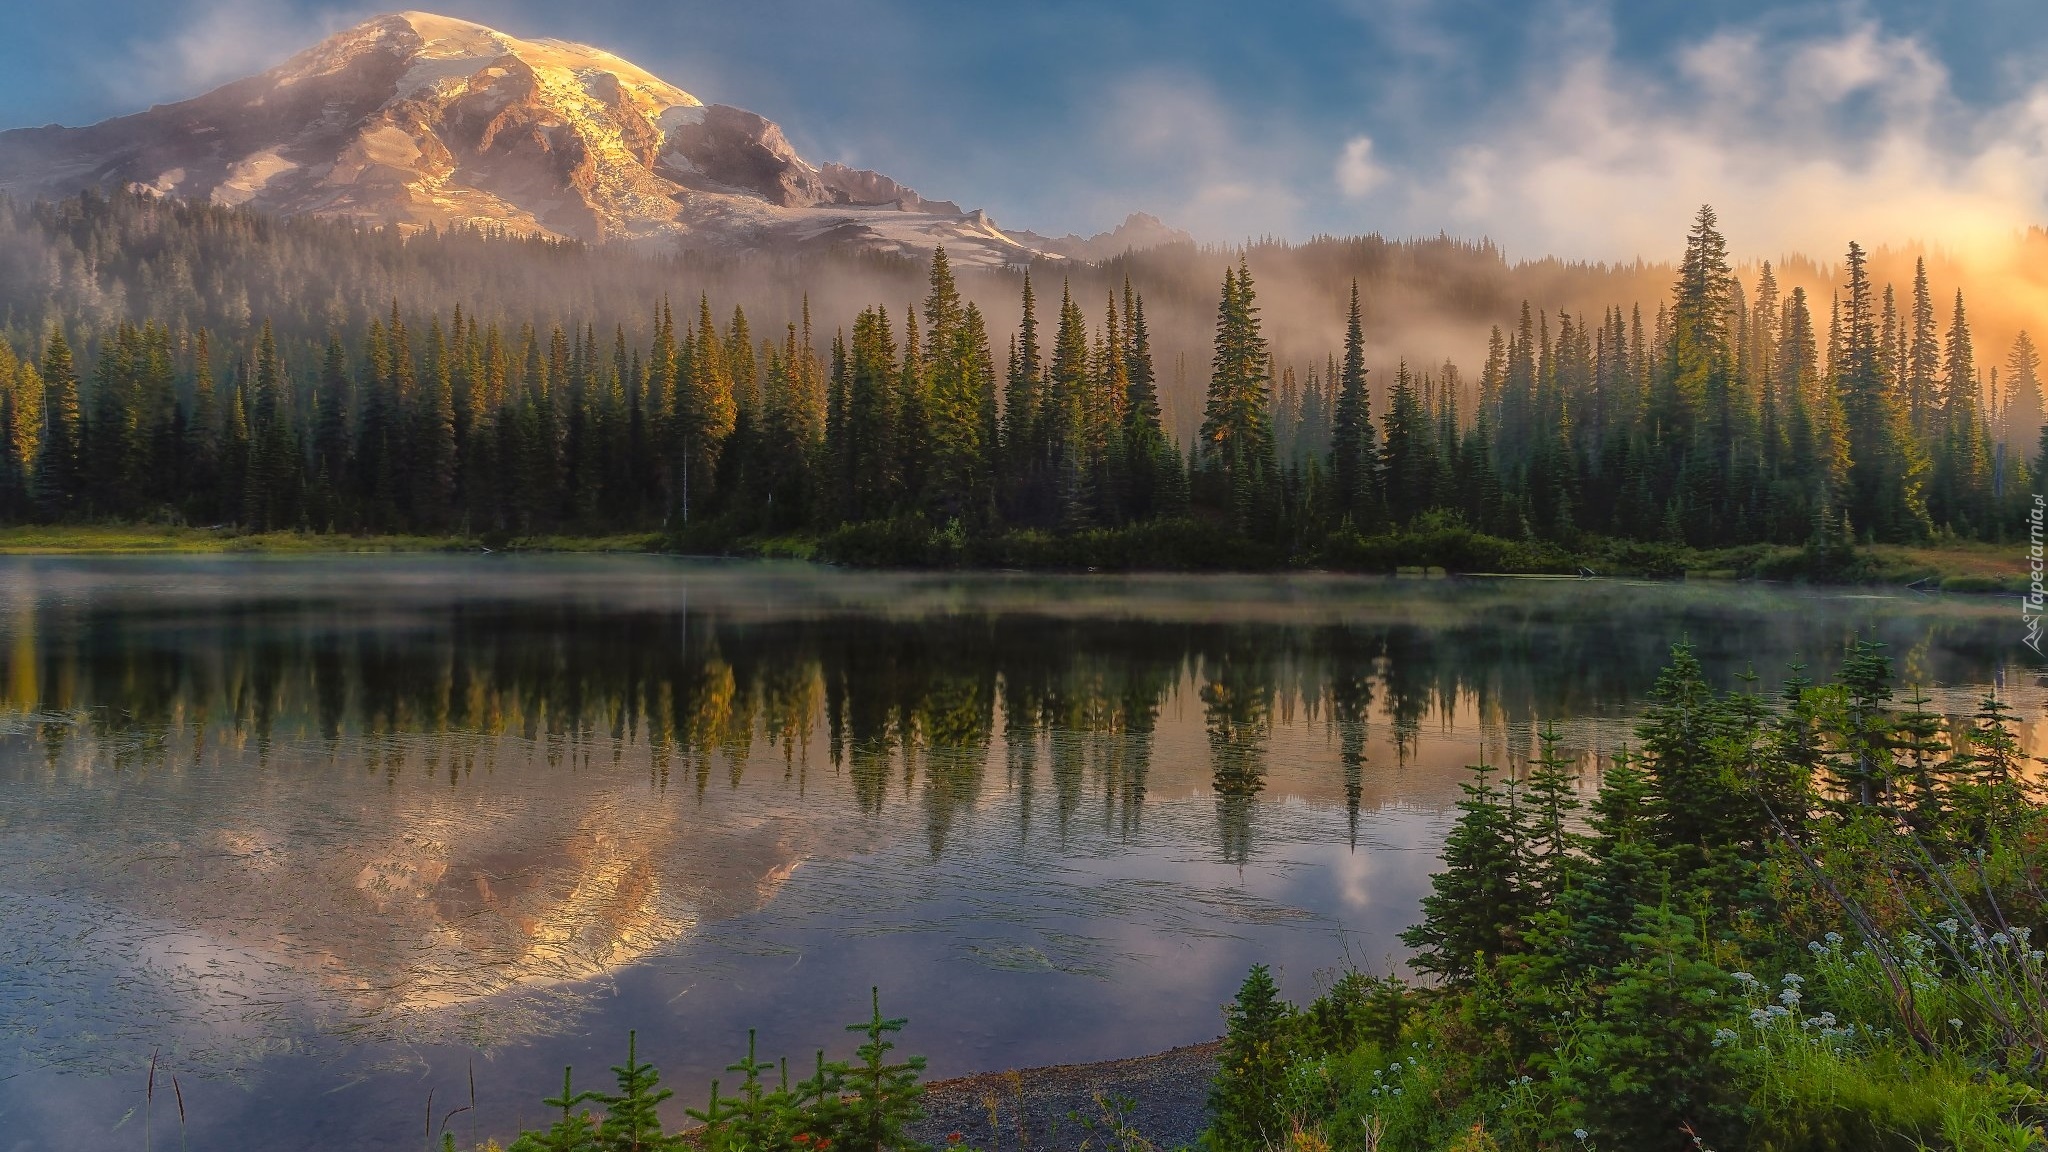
[
  {"x1": 0, "y1": 525, "x2": 666, "y2": 555},
  {"x1": 0, "y1": 522, "x2": 2035, "y2": 592},
  {"x1": 1198, "y1": 643, "x2": 2048, "y2": 1151}
]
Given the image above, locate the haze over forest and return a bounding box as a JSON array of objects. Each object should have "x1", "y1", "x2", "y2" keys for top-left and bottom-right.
[{"x1": 0, "y1": 5, "x2": 2041, "y2": 559}]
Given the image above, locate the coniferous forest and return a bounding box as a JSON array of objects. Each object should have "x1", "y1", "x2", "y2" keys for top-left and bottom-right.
[{"x1": 0, "y1": 192, "x2": 2042, "y2": 570}]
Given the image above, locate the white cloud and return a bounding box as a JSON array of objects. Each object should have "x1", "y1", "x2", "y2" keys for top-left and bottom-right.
[
  {"x1": 1080, "y1": 70, "x2": 1308, "y2": 242},
  {"x1": 1336, "y1": 136, "x2": 1386, "y2": 197},
  {"x1": 110, "y1": 0, "x2": 370, "y2": 107},
  {"x1": 1385, "y1": 5, "x2": 2048, "y2": 267}
]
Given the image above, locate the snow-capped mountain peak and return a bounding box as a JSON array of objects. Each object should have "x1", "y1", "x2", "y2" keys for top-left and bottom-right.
[{"x1": 0, "y1": 12, "x2": 1191, "y2": 266}]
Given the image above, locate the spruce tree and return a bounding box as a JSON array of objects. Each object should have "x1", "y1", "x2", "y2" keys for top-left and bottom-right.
[
  {"x1": 1401, "y1": 762, "x2": 1531, "y2": 981},
  {"x1": 596, "y1": 1031, "x2": 674, "y2": 1152},
  {"x1": 1205, "y1": 964, "x2": 1293, "y2": 1152},
  {"x1": 1198, "y1": 260, "x2": 1276, "y2": 534},
  {"x1": 35, "y1": 326, "x2": 83, "y2": 519},
  {"x1": 832, "y1": 988, "x2": 928, "y2": 1152},
  {"x1": 1329, "y1": 280, "x2": 1376, "y2": 527}
]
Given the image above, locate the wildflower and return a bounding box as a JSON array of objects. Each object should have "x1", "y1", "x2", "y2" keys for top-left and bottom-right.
[
  {"x1": 1780, "y1": 973, "x2": 1804, "y2": 987},
  {"x1": 1712, "y1": 1028, "x2": 1738, "y2": 1047},
  {"x1": 1574, "y1": 1130, "x2": 1589, "y2": 1142},
  {"x1": 949, "y1": 1134, "x2": 965, "y2": 1145},
  {"x1": 1991, "y1": 933, "x2": 2011, "y2": 948},
  {"x1": 1391, "y1": 1087, "x2": 1403, "y2": 1096},
  {"x1": 1949, "y1": 1018, "x2": 1964, "y2": 1029},
  {"x1": 1731, "y1": 971, "x2": 1757, "y2": 985},
  {"x1": 1825, "y1": 931, "x2": 1843, "y2": 945},
  {"x1": 1939, "y1": 919, "x2": 1960, "y2": 935},
  {"x1": 1778, "y1": 988, "x2": 1800, "y2": 1007},
  {"x1": 796, "y1": 1136, "x2": 813, "y2": 1146},
  {"x1": 1817, "y1": 1012, "x2": 1835, "y2": 1027}
]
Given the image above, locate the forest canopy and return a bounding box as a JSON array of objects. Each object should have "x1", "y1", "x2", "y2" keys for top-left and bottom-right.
[{"x1": 0, "y1": 193, "x2": 2040, "y2": 559}]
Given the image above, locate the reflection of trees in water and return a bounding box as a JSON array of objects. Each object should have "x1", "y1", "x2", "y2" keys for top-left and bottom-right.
[
  {"x1": 1203, "y1": 638, "x2": 1274, "y2": 866},
  {"x1": 0, "y1": 595, "x2": 2022, "y2": 862}
]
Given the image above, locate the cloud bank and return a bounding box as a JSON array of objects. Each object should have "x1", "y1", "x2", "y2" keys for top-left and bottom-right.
[{"x1": 1364, "y1": 6, "x2": 2048, "y2": 267}]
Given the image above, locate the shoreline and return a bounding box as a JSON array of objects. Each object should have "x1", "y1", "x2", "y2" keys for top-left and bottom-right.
[
  {"x1": 0, "y1": 525, "x2": 2031, "y2": 592},
  {"x1": 907, "y1": 1040, "x2": 1223, "y2": 1152}
]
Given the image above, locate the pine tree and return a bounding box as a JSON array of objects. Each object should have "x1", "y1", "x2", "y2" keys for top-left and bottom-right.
[
  {"x1": 1198, "y1": 260, "x2": 1276, "y2": 534},
  {"x1": 595, "y1": 1031, "x2": 675, "y2": 1152},
  {"x1": 1329, "y1": 280, "x2": 1377, "y2": 527},
  {"x1": 1837, "y1": 242, "x2": 1927, "y2": 540},
  {"x1": 35, "y1": 326, "x2": 83, "y2": 519},
  {"x1": 1906, "y1": 257, "x2": 1941, "y2": 444},
  {"x1": 1002, "y1": 275, "x2": 1044, "y2": 523},
  {"x1": 1120, "y1": 280, "x2": 1172, "y2": 521},
  {"x1": 2006, "y1": 331, "x2": 2042, "y2": 463},
  {"x1": 1555, "y1": 749, "x2": 1671, "y2": 973},
  {"x1": 922, "y1": 249, "x2": 994, "y2": 523},
  {"x1": 1400, "y1": 762, "x2": 1531, "y2": 981},
  {"x1": 1206, "y1": 964, "x2": 1293, "y2": 1152},
  {"x1": 1045, "y1": 284, "x2": 1092, "y2": 528},
  {"x1": 1522, "y1": 723, "x2": 1582, "y2": 898},
  {"x1": 509, "y1": 1067, "x2": 604, "y2": 1152},
  {"x1": 832, "y1": 988, "x2": 928, "y2": 1152},
  {"x1": 845, "y1": 308, "x2": 898, "y2": 521},
  {"x1": 1932, "y1": 290, "x2": 1990, "y2": 534}
]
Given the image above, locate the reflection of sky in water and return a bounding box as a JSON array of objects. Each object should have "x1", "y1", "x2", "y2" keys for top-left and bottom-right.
[{"x1": 0, "y1": 556, "x2": 2041, "y2": 1150}]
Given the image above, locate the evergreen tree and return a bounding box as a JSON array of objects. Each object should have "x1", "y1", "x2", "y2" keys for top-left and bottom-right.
[
  {"x1": 1206, "y1": 964, "x2": 1293, "y2": 1152},
  {"x1": 1401, "y1": 762, "x2": 1531, "y2": 981},
  {"x1": 596, "y1": 1031, "x2": 675, "y2": 1152},
  {"x1": 832, "y1": 988, "x2": 928, "y2": 1152},
  {"x1": 35, "y1": 326, "x2": 83, "y2": 518},
  {"x1": 1837, "y1": 242, "x2": 1927, "y2": 540},
  {"x1": 1198, "y1": 260, "x2": 1276, "y2": 534},
  {"x1": 1329, "y1": 280, "x2": 1377, "y2": 527}
]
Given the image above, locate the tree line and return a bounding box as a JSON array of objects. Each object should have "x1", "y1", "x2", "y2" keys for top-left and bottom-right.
[{"x1": 0, "y1": 204, "x2": 2038, "y2": 553}]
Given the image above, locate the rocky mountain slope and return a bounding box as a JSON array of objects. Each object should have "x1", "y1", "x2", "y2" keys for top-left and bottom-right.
[{"x1": 0, "y1": 11, "x2": 1187, "y2": 266}]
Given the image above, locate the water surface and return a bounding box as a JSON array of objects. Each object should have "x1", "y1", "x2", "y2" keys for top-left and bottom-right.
[{"x1": 0, "y1": 556, "x2": 2037, "y2": 1150}]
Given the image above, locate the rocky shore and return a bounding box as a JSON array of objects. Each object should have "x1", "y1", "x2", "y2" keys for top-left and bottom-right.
[{"x1": 907, "y1": 1040, "x2": 1222, "y2": 1152}]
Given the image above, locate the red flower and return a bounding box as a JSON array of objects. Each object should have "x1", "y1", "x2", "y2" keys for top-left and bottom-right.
[
  {"x1": 948, "y1": 1135, "x2": 964, "y2": 1145},
  {"x1": 795, "y1": 1136, "x2": 813, "y2": 1146}
]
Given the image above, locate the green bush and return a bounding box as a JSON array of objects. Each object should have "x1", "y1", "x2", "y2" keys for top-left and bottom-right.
[
  {"x1": 1321, "y1": 521, "x2": 1563, "y2": 575},
  {"x1": 1203, "y1": 644, "x2": 2048, "y2": 1152}
]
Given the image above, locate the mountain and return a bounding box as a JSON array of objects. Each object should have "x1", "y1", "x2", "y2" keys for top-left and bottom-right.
[{"x1": 0, "y1": 11, "x2": 1189, "y2": 266}]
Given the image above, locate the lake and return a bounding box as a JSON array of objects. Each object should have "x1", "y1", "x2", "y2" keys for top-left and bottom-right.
[{"x1": 0, "y1": 555, "x2": 2038, "y2": 1150}]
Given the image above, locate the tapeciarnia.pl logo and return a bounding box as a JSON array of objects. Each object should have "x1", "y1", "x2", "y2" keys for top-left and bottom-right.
[{"x1": 2027, "y1": 494, "x2": 2045, "y2": 655}]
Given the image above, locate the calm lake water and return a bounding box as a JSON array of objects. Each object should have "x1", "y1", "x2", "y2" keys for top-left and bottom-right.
[{"x1": 0, "y1": 555, "x2": 2039, "y2": 1150}]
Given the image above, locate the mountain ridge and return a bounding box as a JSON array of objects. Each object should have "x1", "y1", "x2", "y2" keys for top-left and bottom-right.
[{"x1": 0, "y1": 11, "x2": 1189, "y2": 266}]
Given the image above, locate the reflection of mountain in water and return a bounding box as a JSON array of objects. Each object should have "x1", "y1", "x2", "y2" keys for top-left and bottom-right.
[{"x1": 0, "y1": 558, "x2": 2038, "y2": 1071}]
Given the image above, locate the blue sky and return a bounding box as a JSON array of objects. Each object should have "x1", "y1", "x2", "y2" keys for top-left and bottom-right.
[{"x1": 6, "y1": 0, "x2": 2047, "y2": 261}]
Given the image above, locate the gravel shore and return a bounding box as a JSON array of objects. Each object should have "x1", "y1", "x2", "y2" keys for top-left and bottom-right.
[{"x1": 907, "y1": 1040, "x2": 1222, "y2": 1152}]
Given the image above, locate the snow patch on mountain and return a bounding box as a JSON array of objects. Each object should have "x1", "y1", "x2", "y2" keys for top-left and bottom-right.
[{"x1": 0, "y1": 11, "x2": 1180, "y2": 267}]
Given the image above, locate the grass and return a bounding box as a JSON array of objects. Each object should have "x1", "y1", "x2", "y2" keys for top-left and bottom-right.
[
  {"x1": 0, "y1": 523, "x2": 2037, "y2": 593},
  {"x1": 0, "y1": 526, "x2": 666, "y2": 555}
]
